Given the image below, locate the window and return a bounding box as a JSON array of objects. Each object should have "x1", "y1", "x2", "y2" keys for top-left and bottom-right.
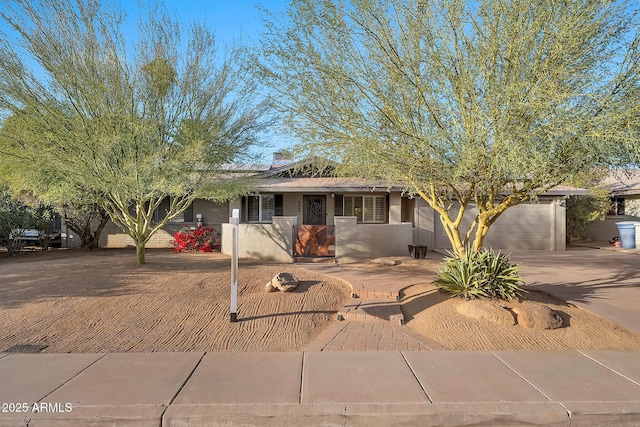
[
  {"x1": 608, "y1": 197, "x2": 625, "y2": 216},
  {"x1": 153, "y1": 197, "x2": 193, "y2": 223},
  {"x1": 340, "y1": 195, "x2": 386, "y2": 223},
  {"x1": 247, "y1": 194, "x2": 283, "y2": 222}
]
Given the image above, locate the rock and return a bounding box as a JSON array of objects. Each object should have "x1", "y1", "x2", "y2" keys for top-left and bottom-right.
[
  {"x1": 265, "y1": 282, "x2": 277, "y2": 292},
  {"x1": 456, "y1": 299, "x2": 516, "y2": 326},
  {"x1": 512, "y1": 304, "x2": 563, "y2": 329},
  {"x1": 370, "y1": 257, "x2": 400, "y2": 266},
  {"x1": 269, "y1": 272, "x2": 299, "y2": 292}
]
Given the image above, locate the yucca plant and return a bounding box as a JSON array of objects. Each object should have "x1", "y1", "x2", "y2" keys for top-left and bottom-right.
[
  {"x1": 476, "y1": 248, "x2": 526, "y2": 299},
  {"x1": 434, "y1": 248, "x2": 487, "y2": 299},
  {"x1": 435, "y1": 247, "x2": 525, "y2": 300}
]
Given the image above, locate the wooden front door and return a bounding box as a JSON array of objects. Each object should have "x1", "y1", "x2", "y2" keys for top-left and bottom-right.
[{"x1": 303, "y1": 195, "x2": 326, "y2": 225}]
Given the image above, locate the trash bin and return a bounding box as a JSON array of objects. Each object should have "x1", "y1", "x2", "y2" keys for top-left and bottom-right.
[{"x1": 615, "y1": 222, "x2": 637, "y2": 249}]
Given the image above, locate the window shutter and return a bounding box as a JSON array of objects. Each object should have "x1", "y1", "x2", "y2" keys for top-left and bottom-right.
[
  {"x1": 183, "y1": 202, "x2": 194, "y2": 223},
  {"x1": 247, "y1": 196, "x2": 260, "y2": 222},
  {"x1": 375, "y1": 196, "x2": 385, "y2": 222},
  {"x1": 344, "y1": 196, "x2": 353, "y2": 216},
  {"x1": 274, "y1": 194, "x2": 284, "y2": 216},
  {"x1": 334, "y1": 194, "x2": 344, "y2": 216},
  {"x1": 364, "y1": 196, "x2": 374, "y2": 222}
]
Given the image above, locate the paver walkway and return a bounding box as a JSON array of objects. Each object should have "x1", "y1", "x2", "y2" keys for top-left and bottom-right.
[{"x1": 300, "y1": 255, "x2": 448, "y2": 351}]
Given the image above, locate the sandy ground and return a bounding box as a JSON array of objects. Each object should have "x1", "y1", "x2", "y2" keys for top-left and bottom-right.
[
  {"x1": 1, "y1": 248, "x2": 639, "y2": 352},
  {"x1": 401, "y1": 284, "x2": 640, "y2": 351},
  {"x1": 0, "y1": 249, "x2": 351, "y2": 352}
]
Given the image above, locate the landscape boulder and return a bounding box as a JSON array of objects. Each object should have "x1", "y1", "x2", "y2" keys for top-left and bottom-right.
[
  {"x1": 265, "y1": 272, "x2": 299, "y2": 292},
  {"x1": 512, "y1": 304, "x2": 563, "y2": 329},
  {"x1": 455, "y1": 299, "x2": 516, "y2": 326}
]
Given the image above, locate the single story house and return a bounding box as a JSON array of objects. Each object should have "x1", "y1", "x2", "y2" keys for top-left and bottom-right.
[
  {"x1": 61, "y1": 158, "x2": 579, "y2": 263},
  {"x1": 585, "y1": 170, "x2": 640, "y2": 242}
]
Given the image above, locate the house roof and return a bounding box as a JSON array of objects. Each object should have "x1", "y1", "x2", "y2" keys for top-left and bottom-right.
[
  {"x1": 601, "y1": 170, "x2": 640, "y2": 196},
  {"x1": 222, "y1": 158, "x2": 588, "y2": 196},
  {"x1": 255, "y1": 177, "x2": 404, "y2": 193}
]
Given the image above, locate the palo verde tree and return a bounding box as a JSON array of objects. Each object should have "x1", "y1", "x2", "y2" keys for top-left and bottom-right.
[
  {"x1": 258, "y1": 0, "x2": 640, "y2": 255},
  {"x1": 0, "y1": 0, "x2": 268, "y2": 264},
  {"x1": 0, "y1": 114, "x2": 111, "y2": 250}
]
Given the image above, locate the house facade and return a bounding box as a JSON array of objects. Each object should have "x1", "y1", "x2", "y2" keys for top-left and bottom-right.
[
  {"x1": 218, "y1": 162, "x2": 571, "y2": 263},
  {"x1": 60, "y1": 160, "x2": 572, "y2": 263}
]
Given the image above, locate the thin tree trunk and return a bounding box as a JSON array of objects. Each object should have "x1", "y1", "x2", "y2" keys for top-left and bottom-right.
[{"x1": 136, "y1": 242, "x2": 146, "y2": 265}]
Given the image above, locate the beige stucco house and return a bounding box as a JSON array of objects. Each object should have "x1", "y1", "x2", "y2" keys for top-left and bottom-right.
[{"x1": 60, "y1": 160, "x2": 573, "y2": 263}]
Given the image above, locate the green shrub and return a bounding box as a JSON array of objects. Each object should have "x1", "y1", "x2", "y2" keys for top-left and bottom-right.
[{"x1": 434, "y1": 247, "x2": 525, "y2": 300}]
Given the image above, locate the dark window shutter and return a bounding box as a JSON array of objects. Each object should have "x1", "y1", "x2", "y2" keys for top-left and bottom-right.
[
  {"x1": 334, "y1": 194, "x2": 344, "y2": 216},
  {"x1": 183, "y1": 202, "x2": 194, "y2": 223},
  {"x1": 274, "y1": 194, "x2": 284, "y2": 216}
]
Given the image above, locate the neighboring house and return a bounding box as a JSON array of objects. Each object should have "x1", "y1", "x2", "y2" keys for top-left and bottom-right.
[
  {"x1": 64, "y1": 157, "x2": 578, "y2": 263},
  {"x1": 585, "y1": 170, "x2": 640, "y2": 242}
]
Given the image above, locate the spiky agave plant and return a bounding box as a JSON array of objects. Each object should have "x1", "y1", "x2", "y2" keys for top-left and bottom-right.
[{"x1": 435, "y1": 247, "x2": 525, "y2": 300}]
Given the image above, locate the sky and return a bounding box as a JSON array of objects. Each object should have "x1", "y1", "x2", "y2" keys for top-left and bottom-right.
[{"x1": 162, "y1": 1, "x2": 288, "y2": 48}]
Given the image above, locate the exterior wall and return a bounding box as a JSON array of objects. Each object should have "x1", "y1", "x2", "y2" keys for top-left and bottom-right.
[
  {"x1": 221, "y1": 216, "x2": 297, "y2": 263},
  {"x1": 99, "y1": 199, "x2": 227, "y2": 248},
  {"x1": 432, "y1": 200, "x2": 565, "y2": 251},
  {"x1": 412, "y1": 198, "x2": 435, "y2": 249},
  {"x1": 334, "y1": 216, "x2": 413, "y2": 263},
  {"x1": 586, "y1": 195, "x2": 640, "y2": 242},
  {"x1": 586, "y1": 215, "x2": 640, "y2": 241},
  {"x1": 389, "y1": 193, "x2": 402, "y2": 224},
  {"x1": 282, "y1": 194, "x2": 302, "y2": 223}
]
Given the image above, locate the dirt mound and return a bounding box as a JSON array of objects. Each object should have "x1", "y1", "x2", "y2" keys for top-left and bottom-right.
[{"x1": 401, "y1": 284, "x2": 640, "y2": 351}]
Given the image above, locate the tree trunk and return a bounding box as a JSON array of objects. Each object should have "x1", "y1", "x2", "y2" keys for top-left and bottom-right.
[{"x1": 136, "y1": 242, "x2": 146, "y2": 265}]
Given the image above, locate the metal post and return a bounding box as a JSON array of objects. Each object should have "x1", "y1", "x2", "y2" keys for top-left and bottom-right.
[{"x1": 230, "y1": 209, "x2": 239, "y2": 322}]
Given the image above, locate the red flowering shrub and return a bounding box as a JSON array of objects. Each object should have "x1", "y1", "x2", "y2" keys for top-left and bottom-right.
[{"x1": 171, "y1": 226, "x2": 221, "y2": 252}]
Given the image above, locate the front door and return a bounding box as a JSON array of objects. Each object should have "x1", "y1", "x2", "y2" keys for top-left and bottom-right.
[{"x1": 303, "y1": 195, "x2": 326, "y2": 225}]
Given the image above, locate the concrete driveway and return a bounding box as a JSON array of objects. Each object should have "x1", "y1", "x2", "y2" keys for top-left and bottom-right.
[{"x1": 510, "y1": 248, "x2": 640, "y2": 333}]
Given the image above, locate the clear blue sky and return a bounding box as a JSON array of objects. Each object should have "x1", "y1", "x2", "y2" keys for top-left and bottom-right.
[{"x1": 163, "y1": 1, "x2": 289, "y2": 48}]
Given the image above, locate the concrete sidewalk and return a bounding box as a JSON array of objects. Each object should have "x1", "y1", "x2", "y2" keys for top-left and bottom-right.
[{"x1": 1, "y1": 350, "x2": 640, "y2": 426}]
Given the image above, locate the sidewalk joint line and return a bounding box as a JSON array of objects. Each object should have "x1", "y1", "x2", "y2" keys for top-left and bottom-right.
[
  {"x1": 577, "y1": 350, "x2": 640, "y2": 387},
  {"x1": 160, "y1": 351, "x2": 207, "y2": 426},
  {"x1": 399, "y1": 351, "x2": 433, "y2": 403},
  {"x1": 299, "y1": 352, "x2": 305, "y2": 404},
  {"x1": 37, "y1": 353, "x2": 108, "y2": 403},
  {"x1": 490, "y1": 351, "x2": 557, "y2": 403}
]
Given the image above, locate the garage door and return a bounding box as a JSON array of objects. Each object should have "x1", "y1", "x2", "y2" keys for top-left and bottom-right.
[{"x1": 434, "y1": 203, "x2": 552, "y2": 251}]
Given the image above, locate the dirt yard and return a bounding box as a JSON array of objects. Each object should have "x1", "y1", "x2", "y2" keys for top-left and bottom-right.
[
  {"x1": 0, "y1": 249, "x2": 351, "y2": 352},
  {"x1": 1, "y1": 248, "x2": 639, "y2": 352}
]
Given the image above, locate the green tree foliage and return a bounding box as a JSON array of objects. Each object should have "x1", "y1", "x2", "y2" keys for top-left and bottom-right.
[
  {"x1": 565, "y1": 169, "x2": 613, "y2": 240},
  {"x1": 0, "y1": 0, "x2": 268, "y2": 264},
  {"x1": 0, "y1": 114, "x2": 111, "y2": 249},
  {"x1": 257, "y1": 0, "x2": 640, "y2": 255},
  {"x1": 0, "y1": 187, "x2": 53, "y2": 254}
]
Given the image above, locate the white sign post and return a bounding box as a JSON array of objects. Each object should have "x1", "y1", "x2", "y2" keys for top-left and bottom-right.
[{"x1": 229, "y1": 209, "x2": 239, "y2": 322}]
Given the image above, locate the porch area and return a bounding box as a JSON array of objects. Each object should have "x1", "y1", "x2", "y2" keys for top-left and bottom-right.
[{"x1": 221, "y1": 217, "x2": 414, "y2": 264}]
